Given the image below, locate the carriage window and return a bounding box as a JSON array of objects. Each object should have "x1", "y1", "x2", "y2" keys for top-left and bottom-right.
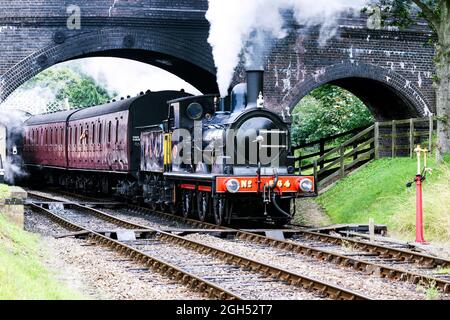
[
  {"x1": 115, "y1": 120, "x2": 119, "y2": 143},
  {"x1": 108, "y1": 121, "x2": 112, "y2": 143},
  {"x1": 61, "y1": 127, "x2": 64, "y2": 144},
  {"x1": 75, "y1": 127, "x2": 78, "y2": 145},
  {"x1": 98, "y1": 123, "x2": 102, "y2": 143},
  {"x1": 69, "y1": 127, "x2": 72, "y2": 145},
  {"x1": 92, "y1": 124, "x2": 95, "y2": 144}
]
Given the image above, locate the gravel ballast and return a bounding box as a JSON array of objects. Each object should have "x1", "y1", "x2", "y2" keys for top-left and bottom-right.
[{"x1": 26, "y1": 208, "x2": 205, "y2": 300}]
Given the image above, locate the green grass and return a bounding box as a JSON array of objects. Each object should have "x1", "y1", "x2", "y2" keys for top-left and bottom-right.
[
  {"x1": 0, "y1": 214, "x2": 82, "y2": 299},
  {"x1": 0, "y1": 184, "x2": 10, "y2": 199},
  {"x1": 317, "y1": 155, "x2": 450, "y2": 241}
]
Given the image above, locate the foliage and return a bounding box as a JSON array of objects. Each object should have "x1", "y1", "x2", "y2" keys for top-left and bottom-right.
[
  {"x1": 367, "y1": 1, "x2": 442, "y2": 33},
  {"x1": 291, "y1": 85, "x2": 374, "y2": 145},
  {"x1": 0, "y1": 214, "x2": 82, "y2": 299},
  {"x1": 367, "y1": 0, "x2": 450, "y2": 162},
  {"x1": 0, "y1": 184, "x2": 10, "y2": 200},
  {"x1": 23, "y1": 68, "x2": 115, "y2": 112},
  {"x1": 416, "y1": 280, "x2": 440, "y2": 300},
  {"x1": 317, "y1": 156, "x2": 450, "y2": 242}
]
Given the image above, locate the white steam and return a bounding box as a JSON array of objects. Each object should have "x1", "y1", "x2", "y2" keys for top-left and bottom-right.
[
  {"x1": 206, "y1": 0, "x2": 368, "y2": 97},
  {"x1": 0, "y1": 109, "x2": 30, "y2": 184}
]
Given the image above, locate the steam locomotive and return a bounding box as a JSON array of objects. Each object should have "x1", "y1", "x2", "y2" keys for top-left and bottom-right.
[{"x1": 22, "y1": 70, "x2": 316, "y2": 226}]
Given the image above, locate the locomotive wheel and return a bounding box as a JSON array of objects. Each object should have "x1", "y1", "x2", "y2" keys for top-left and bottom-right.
[
  {"x1": 197, "y1": 192, "x2": 210, "y2": 222},
  {"x1": 213, "y1": 196, "x2": 226, "y2": 226},
  {"x1": 182, "y1": 190, "x2": 192, "y2": 218}
]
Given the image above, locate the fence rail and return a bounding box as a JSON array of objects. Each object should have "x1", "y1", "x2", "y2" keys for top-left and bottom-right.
[{"x1": 292, "y1": 116, "x2": 436, "y2": 188}]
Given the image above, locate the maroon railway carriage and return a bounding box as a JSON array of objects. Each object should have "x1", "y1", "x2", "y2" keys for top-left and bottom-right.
[
  {"x1": 23, "y1": 90, "x2": 189, "y2": 191},
  {"x1": 23, "y1": 110, "x2": 75, "y2": 168}
]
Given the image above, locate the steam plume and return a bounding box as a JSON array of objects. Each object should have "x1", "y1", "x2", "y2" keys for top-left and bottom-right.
[
  {"x1": 0, "y1": 109, "x2": 30, "y2": 184},
  {"x1": 206, "y1": 0, "x2": 368, "y2": 97}
]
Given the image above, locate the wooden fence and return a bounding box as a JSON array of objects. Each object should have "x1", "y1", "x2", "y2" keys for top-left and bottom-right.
[
  {"x1": 292, "y1": 116, "x2": 436, "y2": 188},
  {"x1": 375, "y1": 116, "x2": 436, "y2": 158}
]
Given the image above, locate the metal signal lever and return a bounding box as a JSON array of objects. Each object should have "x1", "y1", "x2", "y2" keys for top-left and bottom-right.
[{"x1": 407, "y1": 145, "x2": 432, "y2": 244}]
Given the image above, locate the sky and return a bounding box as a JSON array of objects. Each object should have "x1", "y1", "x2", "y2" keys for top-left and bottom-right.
[
  {"x1": 75, "y1": 57, "x2": 202, "y2": 97},
  {"x1": 0, "y1": 57, "x2": 202, "y2": 114}
]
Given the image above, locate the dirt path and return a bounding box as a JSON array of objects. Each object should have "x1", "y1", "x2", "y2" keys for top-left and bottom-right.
[{"x1": 294, "y1": 199, "x2": 331, "y2": 227}]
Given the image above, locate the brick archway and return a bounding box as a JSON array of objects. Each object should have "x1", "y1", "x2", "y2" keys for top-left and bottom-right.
[
  {"x1": 0, "y1": 28, "x2": 217, "y2": 103},
  {"x1": 287, "y1": 62, "x2": 432, "y2": 120}
]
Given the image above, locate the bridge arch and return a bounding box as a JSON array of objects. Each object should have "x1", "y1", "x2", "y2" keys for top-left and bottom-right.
[
  {"x1": 288, "y1": 62, "x2": 432, "y2": 120},
  {"x1": 0, "y1": 28, "x2": 218, "y2": 102}
]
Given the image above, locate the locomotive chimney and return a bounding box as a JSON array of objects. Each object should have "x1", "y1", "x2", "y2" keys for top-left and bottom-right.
[{"x1": 246, "y1": 69, "x2": 264, "y2": 108}]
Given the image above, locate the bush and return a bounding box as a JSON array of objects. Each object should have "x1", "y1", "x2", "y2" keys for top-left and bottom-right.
[{"x1": 291, "y1": 85, "x2": 374, "y2": 146}]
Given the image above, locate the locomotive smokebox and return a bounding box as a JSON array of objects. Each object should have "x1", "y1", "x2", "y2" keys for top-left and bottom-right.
[{"x1": 246, "y1": 69, "x2": 264, "y2": 108}]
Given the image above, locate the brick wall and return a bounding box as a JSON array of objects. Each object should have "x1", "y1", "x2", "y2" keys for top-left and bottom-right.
[{"x1": 0, "y1": 0, "x2": 436, "y2": 120}]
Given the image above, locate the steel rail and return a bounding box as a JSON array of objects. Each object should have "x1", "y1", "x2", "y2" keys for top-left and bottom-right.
[
  {"x1": 28, "y1": 190, "x2": 450, "y2": 293},
  {"x1": 29, "y1": 190, "x2": 220, "y2": 229},
  {"x1": 125, "y1": 202, "x2": 450, "y2": 277},
  {"x1": 28, "y1": 192, "x2": 370, "y2": 300},
  {"x1": 121, "y1": 201, "x2": 450, "y2": 270},
  {"x1": 28, "y1": 203, "x2": 242, "y2": 301},
  {"x1": 287, "y1": 229, "x2": 450, "y2": 268}
]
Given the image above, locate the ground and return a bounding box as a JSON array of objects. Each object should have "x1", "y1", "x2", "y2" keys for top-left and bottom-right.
[
  {"x1": 294, "y1": 198, "x2": 331, "y2": 227},
  {"x1": 0, "y1": 186, "x2": 81, "y2": 299}
]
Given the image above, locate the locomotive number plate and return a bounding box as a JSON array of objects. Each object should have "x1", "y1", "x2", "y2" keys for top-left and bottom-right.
[{"x1": 215, "y1": 176, "x2": 314, "y2": 194}]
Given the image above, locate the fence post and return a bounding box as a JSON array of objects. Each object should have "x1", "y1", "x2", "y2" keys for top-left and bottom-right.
[
  {"x1": 319, "y1": 138, "x2": 325, "y2": 169},
  {"x1": 313, "y1": 159, "x2": 318, "y2": 181},
  {"x1": 374, "y1": 122, "x2": 380, "y2": 159},
  {"x1": 391, "y1": 120, "x2": 396, "y2": 158},
  {"x1": 429, "y1": 115, "x2": 433, "y2": 154},
  {"x1": 340, "y1": 146, "x2": 345, "y2": 178},
  {"x1": 409, "y1": 118, "x2": 414, "y2": 158}
]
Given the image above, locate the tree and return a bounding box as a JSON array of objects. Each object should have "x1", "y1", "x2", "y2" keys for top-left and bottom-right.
[
  {"x1": 291, "y1": 85, "x2": 374, "y2": 145},
  {"x1": 23, "y1": 68, "x2": 115, "y2": 112},
  {"x1": 369, "y1": 0, "x2": 450, "y2": 161}
]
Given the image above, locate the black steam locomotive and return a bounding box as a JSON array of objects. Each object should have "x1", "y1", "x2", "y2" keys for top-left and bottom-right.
[{"x1": 23, "y1": 70, "x2": 316, "y2": 226}]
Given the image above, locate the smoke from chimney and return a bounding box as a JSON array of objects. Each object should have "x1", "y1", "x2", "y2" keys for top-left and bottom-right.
[{"x1": 206, "y1": 0, "x2": 368, "y2": 97}]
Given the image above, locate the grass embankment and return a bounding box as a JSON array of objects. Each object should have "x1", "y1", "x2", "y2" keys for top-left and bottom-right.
[
  {"x1": 316, "y1": 156, "x2": 450, "y2": 242},
  {"x1": 0, "y1": 184, "x2": 81, "y2": 299}
]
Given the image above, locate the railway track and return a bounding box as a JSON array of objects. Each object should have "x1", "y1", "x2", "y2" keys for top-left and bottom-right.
[
  {"x1": 27, "y1": 191, "x2": 369, "y2": 300},
  {"x1": 27, "y1": 190, "x2": 450, "y2": 296},
  {"x1": 28, "y1": 203, "x2": 241, "y2": 300}
]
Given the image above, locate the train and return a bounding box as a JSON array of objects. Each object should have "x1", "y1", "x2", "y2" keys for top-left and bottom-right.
[{"x1": 21, "y1": 70, "x2": 317, "y2": 225}]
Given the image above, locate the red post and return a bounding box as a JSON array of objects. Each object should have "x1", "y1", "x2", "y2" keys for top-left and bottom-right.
[{"x1": 415, "y1": 174, "x2": 425, "y2": 243}]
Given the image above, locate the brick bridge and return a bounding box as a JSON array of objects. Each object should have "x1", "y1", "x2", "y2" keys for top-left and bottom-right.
[{"x1": 0, "y1": 0, "x2": 436, "y2": 120}]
